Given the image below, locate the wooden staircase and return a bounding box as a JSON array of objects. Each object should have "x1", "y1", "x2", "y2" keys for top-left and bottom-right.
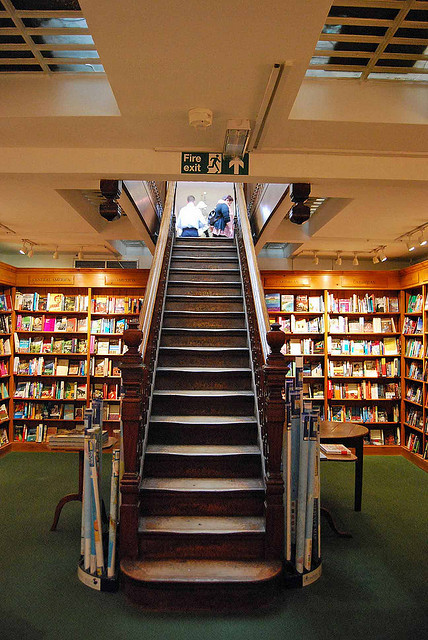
[{"x1": 121, "y1": 237, "x2": 283, "y2": 609}]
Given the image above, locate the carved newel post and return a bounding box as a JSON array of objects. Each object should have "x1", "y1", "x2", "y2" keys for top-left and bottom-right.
[
  {"x1": 119, "y1": 325, "x2": 145, "y2": 558},
  {"x1": 263, "y1": 322, "x2": 287, "y2": 559}
]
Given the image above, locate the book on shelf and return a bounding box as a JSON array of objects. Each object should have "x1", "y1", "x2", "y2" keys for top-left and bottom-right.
[
  {"x1": 91, "y1": 295, "x2": 143, "y2": 315},
  {"x1": 280, "y1": 294, "x2": 294, "y2": 312},
  {"x1": 320, "y1": 443, "x2": 352, "y2": 455},
  {"x1": 370, "y1": 429, "x2": 384, "y2": 445},
  {"x1": 327, "y1": 293, "x2": 399, "y2": 314},
  {"x1": 0, "y1": 292, "x2": 12, "y2": 311},
  {"x1": 0, "y1": 427, "x2": 9, "y2": 446},
  {"x1": 264, "y1": 293, "x2": 281, "y2": 311},
  {"x1": 0, "y1": 338, "x2": 11, "y2": 355},
  {"x1": 48, "y1": 428, "x2": 108, "y2": 448},
  {"x1": 14, "y1": 423, "x2": 47, "y2": 443},
  {"x1": 406, "y1": 293, "x2": 423, "y2": 313},
  {"x1": 0, "y1": 314, "x2": 11, "y2": 333},
  {"x1": 15, "y1": 292, "x2": 88, "y2": 313},
  {"x1": 0, "y1": 360, "x2": 8, "y2": 376},
  {"x1": 295, "y1": 295, "x2": 309, "y2": 312},
  {"x1": 0, "y1": 402, "x2": 9, "y2": 421}
]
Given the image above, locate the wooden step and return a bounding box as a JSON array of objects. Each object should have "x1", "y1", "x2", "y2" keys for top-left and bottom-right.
[
  {"x1": 175, "y1": 238, "x2": 235, "y2": 247},
  {"x1": 144, "y1": 444, "x2": 262, "y2": 477},
  {"x1": 162, "y1": 310, "x2": 245, "y2": 329},
  {"x1": 173, "y1": 247, "x2": 237, "y2": 258},
  {"x1": 160, "y1": 327, "x2": 248, "y2": 347},
  {"x1": 121, "y1": 558, "x2": 283, "y2": 611},
  {"x1": 170, "y1": 257, "x2": 239, "y2": 270},
  {"x1": 154, "y1": 367, "x2": 253, "y2": 390},
  {"x1": 140, "y1": 477, "x2": 264, "y2": 516},
  {"x1": 138, "y1": 515, "x2": 265, "y2": 559},
  {"x1": 167, "y1": 281, "x2": 242, "y2": 296},
  {"x1": 157, "y1": 346, "x2": 250, "y2": 367},
  {"x1": 164, "y1": 294, "x2": 243, "y2": 312},
  {"x1": 148, "y1": 415, "x2": 258, "y2": 445},
  {"x1": 169, "y1": 268, "x2": 241, "y2": 283},
  {"x1": 151, "y1": 389, "x2": 255, "y2": 416}
]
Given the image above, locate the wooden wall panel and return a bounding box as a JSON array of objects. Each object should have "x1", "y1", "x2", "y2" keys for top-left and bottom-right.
[{"x1": 14, "y1": 269, "x2": 150, "y2": 288}]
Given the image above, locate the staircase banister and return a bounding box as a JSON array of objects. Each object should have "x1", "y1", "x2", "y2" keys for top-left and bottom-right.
[
  {"x1": 138, "y1": 181, "x2": 176, "y2": 359},
  {"x1": 235, "y1": 184, "x2": 270, "y2": 362}
]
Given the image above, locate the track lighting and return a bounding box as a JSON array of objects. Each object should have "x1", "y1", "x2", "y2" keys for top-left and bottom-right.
[
  {"x1": 352, "y1": 253, "x2": 359, "y2": 266},
  {"x1": 19, "y1": 242, "x2": 27, "y2": 255},
  {"x1": 407, "y1": 235, "x2": 415, "y2": 252},
  {"x1": 52, "y1": 247, "x2": 59, "y2": 260},
  {"x1": 27, "y1": 246, "x2": 33, "y2": 258},
  {"x1": 379, "y1": 249, "x2": 388, "y2": 262},
  {"x1": 78, "y1": 247, "x2": 84, "y2": 260},
  {"x1": 373, "y1": 254, "x2": 379, "y2": 264},
  {"x1": 313, "y1": 251, "x2": 319, "y2": 265},
  {"x1": 418, "y1": 230, "x2": 427, "y2": 246},
  {"x1": 335, "y1": 252, "x2": 342, "y2": 266}
]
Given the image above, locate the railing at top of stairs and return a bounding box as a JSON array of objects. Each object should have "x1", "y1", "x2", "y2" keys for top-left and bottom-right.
[
  {"x1": 234, "y1": 183, "x2": 287, "y2": 560},
  {"x1": 119, "y1": 181, "x2": 176, "y2": 559}
]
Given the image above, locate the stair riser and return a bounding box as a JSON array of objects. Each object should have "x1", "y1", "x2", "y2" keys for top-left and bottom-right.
[
  {"x1": 144, "y1": 453, "x2": 262, "y2": 477},
  {"x1": 147, "y1": 422, "x2": 258, "y2": 445},
  {"x1": 140, "y1": 492, "x2": 264, "y2": 516},
  {"x1": 164, "y1": 299, "x2": 244, "y2": 312},
  {"x1": 170, "y1": 259, "x2": 239, "y2": 270},
  {"x1": 167, "y1": 284, "x2": 242, "y2": 296},
  {"x1": 169, "y1": 270, "x2": 241, "y2": 283},
  {"x1": 173, "y1": 248, "x2": 237, "y2": 258},
  {"x1": 175, "y1": 238, "x2": 234, "y2": 246},
  {"x1": 154, "y1": 370, "x2": 252, "y2": 391},
  {"x1": 162, "y1": 313, "x2": 245, "y2": 329},
  {"x1": 139, "y1": 534, "x2": 265, "y2": 560},
  {"x1": 151, "y1": 394, "x2": 255, "y2": 416},
  {"x1": 157, "y1": 351, "x2": 250, "y2": 368},
  {"x1": 160, "y1": 332, "x2": 248, "y2": 348}
]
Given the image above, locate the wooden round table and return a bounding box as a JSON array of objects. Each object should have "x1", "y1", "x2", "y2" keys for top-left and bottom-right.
[{"x1": 320, "y1": 421, "x2": 369, "y2": 512}]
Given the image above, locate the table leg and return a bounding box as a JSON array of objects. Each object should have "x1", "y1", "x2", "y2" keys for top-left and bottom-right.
[
  {"x1": 50, "y1": 451, "x2": 84, "y2": 531},
  {"x1": 354, "y1": 438, "x2": 364, "y2": 512}
]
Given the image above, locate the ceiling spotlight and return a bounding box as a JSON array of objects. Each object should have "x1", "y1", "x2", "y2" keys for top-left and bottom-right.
[
  {"x1": 27, "y1": 246, "x2": 33, "y2": 258},
  {"x1": 78, "y1": 247, "x2": 84, "y2": 260},
  {"x1": 52, "y1": 247, "x2": 59, "y2": 260},
  {"x1": 418, "y1": 230, "x2": 427, "y2": 246},
  {"x1": 379, "y1": 249, "x2": 388, "y2": 262},
  {"x1": 373, "y1": 254, "x2": 379, "y2": 264},
  {"x1": 352, "y1": 253, "x2": 359, "y2": 266},
  {"x1": 19, "y1": 242, "x2": 27, "y2": 255},
  {"x1": 407, "y1": 235, "x2": 416, "y2": 252},
  {"x1": 313, "y1": 251, "x2": 319, "y2": 265},
  {"x1": 335, "y1": 252, "x2": 342, "y2": 266}
]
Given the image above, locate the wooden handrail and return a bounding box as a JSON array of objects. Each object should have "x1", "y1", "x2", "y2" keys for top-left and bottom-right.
[{"x1": 119, "y1": 182, "x2": 176, "y2": 558}]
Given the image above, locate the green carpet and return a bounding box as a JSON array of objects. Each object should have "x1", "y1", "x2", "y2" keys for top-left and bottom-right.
[{"x1": 0, "y1": 452, "x2": 427, "y2": 640}]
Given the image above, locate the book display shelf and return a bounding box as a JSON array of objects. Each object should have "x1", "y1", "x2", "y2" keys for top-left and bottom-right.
[
  {"x1": 0, "y1": 283, "x2": 13, "y2": 455},
  {"x1": 262, "y1": 268, "x2": 428, "y2": 471},
  {"x1": 0, "y1": 267, "x2": 147, "y2": 453}
]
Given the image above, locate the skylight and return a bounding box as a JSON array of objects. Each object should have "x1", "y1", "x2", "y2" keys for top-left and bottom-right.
[
  {"x1": 307, "y1": 0, "x2": 428, "y2": 82},
  {"x1": 0, "y1": 0, "x2": 103, "y2": 74}
]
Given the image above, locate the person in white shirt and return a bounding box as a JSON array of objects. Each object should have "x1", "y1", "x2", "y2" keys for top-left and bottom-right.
[{"x1": 176, "y1": 195, "x2": 208, "y2": 237}]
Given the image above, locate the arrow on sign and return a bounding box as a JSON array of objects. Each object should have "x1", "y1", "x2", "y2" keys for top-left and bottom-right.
[{"x1": 229, "y1": 157, "x2": 244, "y2": 174}]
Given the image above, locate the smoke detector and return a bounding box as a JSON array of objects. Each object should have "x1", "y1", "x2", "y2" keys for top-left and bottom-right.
[{"x1": 188, "y1": 107, "x2": 213, "y2": 129}]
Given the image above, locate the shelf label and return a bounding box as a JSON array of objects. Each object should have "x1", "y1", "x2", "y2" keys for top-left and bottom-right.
[
  {"x1": 104, "y1": 275, "x2": 145, "y2": 286},
  {"x1": 27, "y1": 275, "x2": 75, "y2": 285}
]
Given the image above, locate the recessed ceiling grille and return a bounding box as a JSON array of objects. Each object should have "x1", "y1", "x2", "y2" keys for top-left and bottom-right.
[
  {"x1": 307, "y1": 0, "x2": 428, "y2": 81},
  {"x1": 0, "y1": 0, "x2": 103, "y2": 74}
]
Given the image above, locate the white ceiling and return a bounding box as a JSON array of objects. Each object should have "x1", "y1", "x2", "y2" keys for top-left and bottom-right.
[{"x1": 0, "y1": 0, "x2": 427, "y2": 266}]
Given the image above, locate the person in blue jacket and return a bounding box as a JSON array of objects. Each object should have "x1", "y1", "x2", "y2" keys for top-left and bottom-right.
[{"x1": 211, "y1": 195, "x2": 234, "y2": 237}]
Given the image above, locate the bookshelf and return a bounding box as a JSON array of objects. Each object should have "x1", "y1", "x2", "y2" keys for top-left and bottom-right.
[
  {"x1": 5, "y1": 268, "x2": 147, "y2": 451},
  {"x1": 0, "y1": 283, "x2": 13, "y2": 455}
]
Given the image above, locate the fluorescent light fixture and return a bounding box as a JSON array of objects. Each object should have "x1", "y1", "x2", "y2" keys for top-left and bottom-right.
[
  {"x1": 53, "y1": 247, "x2": 59, "y2": 260},
  {"x1": 407, "y1": 235, "x2": 416, "y2": 252},
  {"x1": 335, "y1": 252, "x2": 342, "y2": 266},
  {"x1": 352, "y1": 253, "x2": 359, "y2": 266},
  {"x1": 223, "y1": 119, "x2": 251, "y2": 158},
  {"x1": 379, "y1": 249, "x2": 388, "y2": 262}
]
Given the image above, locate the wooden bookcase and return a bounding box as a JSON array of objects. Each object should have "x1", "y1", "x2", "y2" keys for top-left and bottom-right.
[{"x1": 0, "y1": 267, "x2": 148, "y2": 452}]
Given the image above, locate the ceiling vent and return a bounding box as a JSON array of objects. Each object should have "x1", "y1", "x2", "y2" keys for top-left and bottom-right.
[{"x1": 74, "y1": 259, "x2": 139, "y2": 269}]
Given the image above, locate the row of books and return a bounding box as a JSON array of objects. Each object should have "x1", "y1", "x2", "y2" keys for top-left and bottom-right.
[
  {"x1": 406, "y1": 362, "x2": 423, "y2": 380},
  {"x1": 302, "y1": 382, "x2": 324, "y2": 399},
  {"x1": 402, "y1": 316, "x2": 423, "y2": 335},
  {"x1": 14, "y1": 334, "x2": 87, "y2": 355},
  {"x1": 406, "y1": 433, "x2": 422, "y2": 454},
  {"x1": 14, "y1": 380, "x2": 87, "y2": 400},
  {"x1": 90, "y1": 317, "x2": 128, "y2": 334},
  {"x1": 365, "y1": 427, "x2": 400, "y2": 446},
  {"x1": 265, "y1": 293, "x2": 324, "y2": 313},
  {"x1": 14, "y1": 423, "x2": 48, "y2": 443},
  {"x1": 89, "y1": 336, "x2": 124, "y2": 355},
  {"x1": 327, "y1": 380, "x2": 400, "y2": 400},
  {"x1": 327, "y1": 293, "x2": 399, "y2": 314},
  {"x1": 328, "y1": 316, "x2": 396, "y2": 334},
  {"x1": 327, "y1": 404, "x2": 399, "y2": 423},
  {"x1": 0, "y1": 381, "x2": 9, "y2": 399},
  {"x1": 0, "y1": 427, "x2": 8, "y2": 446},
  {"x1": 15, "y1": 292, "x2": 88, "y2": 313},
  {"x1": 328, "y1": 358, "x2": 400, "y2": 378},
  {"x1": 327, "y1": 337, "x2": 399, "y2": 356},
  {"x1": 0, "y1": 338, "x2": 11, "y2": 355},
  {"x1": 14, "y1": 356, "x2": 87, "y2": 377},
  {"x1": 280, "y1": 339, "x2": 324, "y2": 356},
  {"x1": 278, "y1": 315, "x2": 324, "y2": 334},
  {"x1": 0, "y1": 292, "x2": 12, "y2": 312},
  {"x1": 405, "y1": 384, "x2": 423, "y2": 404},
  {"x1": 90, "y1": 357, "x2": 121, "y2": 378},
  {"x1": 406, "y1": 293, "x2": 423, "y2": 313},
  {"x1": 91, "y1": 296, "x2": 143, "y2": 315},
  {"x1": 48, "y1": 428, "x2": 109, "y2": 448},
  {"x1": 13, "y1": 401, "x2": 120, "y2": 422},
  {"x1": 0, "y1": 360, "x2": 8, "y2": 376},
  {"x1": 91, "y1": 382, "x2": 120, "y2": 400},
  {"x1": 404, "y1": 339, "x2": 424, "y2": 358},
  {"x1": 16, "y1": 314, "x2": 87, "y2": 333},
  {"x1": 405, "y1": 408, "x2": 423, "y2": 428},
  {"x1": 0, "y1": 315, "x2": 11, "y2": 333},
  {"x1": 284, "y1": 361, "x2": 324, "y2": 378}
]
